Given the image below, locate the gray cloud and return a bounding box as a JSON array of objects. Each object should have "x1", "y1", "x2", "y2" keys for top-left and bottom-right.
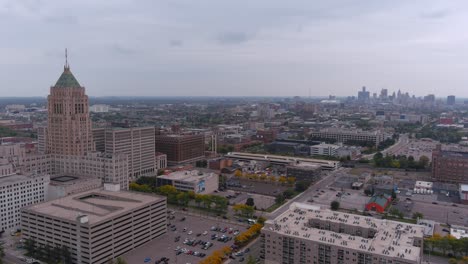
[
  {"x1": 169, "y1": 39, "x2": 183, "y2": 47},
  {"x1": 1, "y1": 0, "x2": 468, "y2": 97},
  {"x1": 111, "y1": 44, "x2": 137, "y2": 55},
  {"x1": 421, "y1": 9, "x2": 451, "y2": 19},
  {"x1": 216, "y1": 32, "x2": 251, "y2": 45},
  {"x1": 43, "y1": 15, "x2": 78, "y2": 24}
]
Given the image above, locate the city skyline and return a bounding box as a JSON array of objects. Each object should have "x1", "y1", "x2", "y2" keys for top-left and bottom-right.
[{"x1": 1, "y1": 1, "x2": 468, "y2": 97}]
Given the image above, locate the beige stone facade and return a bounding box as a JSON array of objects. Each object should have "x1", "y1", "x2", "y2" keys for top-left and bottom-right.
[{"x1": 46, "y1": 66, "x2": 94, "y2": 156}]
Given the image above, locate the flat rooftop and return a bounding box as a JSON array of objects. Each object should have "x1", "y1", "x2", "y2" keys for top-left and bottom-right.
[
  {"x1": 158, "y1": 170, "x2": 216, "y2": 182},
  {"x1": 23, "y1": 189, "x2": 165, "y2": 225},
  {"x1": 264, "y1": 203, "x2": 424, "y2": 263}
]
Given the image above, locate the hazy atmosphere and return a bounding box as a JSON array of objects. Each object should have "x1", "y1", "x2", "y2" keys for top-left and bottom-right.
[{"x1": 1, "y1": 0, "x2": 468, "y2": 97}]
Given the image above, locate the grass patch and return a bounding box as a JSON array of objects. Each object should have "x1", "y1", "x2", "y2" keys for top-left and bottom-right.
[
  {"x1": 265, "y1": 201, "x2": 286, "y2": 213},
  {"x1": 383, "y1": 216, "x2": 417, "y2": 224}
]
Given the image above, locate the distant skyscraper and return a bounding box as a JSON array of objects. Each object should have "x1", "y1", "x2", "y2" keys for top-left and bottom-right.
[
  {"x1": 424, "y1": 94, "x2": 435, "y2": 103},
  {"x1": 357, "y1": 86, "x2": 370, "y2": 101},
  {"x1": 46, "y1": 51, "x2": 94, "y2": 155},
  {"x1": 380, "y1": 89, "x2": 388, "y2": 99},
  {"x1": 447, "y1": 95, "x2": 456, "y2": 106}
]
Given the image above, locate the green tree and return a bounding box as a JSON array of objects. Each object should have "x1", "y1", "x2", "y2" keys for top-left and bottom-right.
[
  {"x1": 283, "y1": 189, "x2": 295, "y2": 199},
  {"x1": 418, "y1": 155, "x2": 429, "y2": 169},
  {"x1": 275, "y1": 194, "x2": 285, "y2": 204},
  {"x1": 295, "y1": 181, "x2": 310, "y2": 192},
  {"x1": 24, "y1": 239, "x2": 37, "y2": 257},
  {"x1": 176, "y1": 192, "x2": 190, "y2": 206},
  {"x1": 245, "y1": 197, "x2": 255, "y2": 207},
  {"x1": 412, "y1": 212, "x2": 424, "y2": 220},
  {"x1": 116, "y1": 257, "x2": 127, "y2": 264},
  {"x1": 330, "y1": 201, "x2": 340, "y2": 211},
  {"x1": 0, "y1": 243, "x2": 4, "y2": 264},
  {"x1": 247, "y1": 255, "x2": 256, "y2": 264}
]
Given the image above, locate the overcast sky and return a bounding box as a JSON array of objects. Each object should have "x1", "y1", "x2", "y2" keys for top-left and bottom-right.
[{"x1": 1, "y1": 0, "x2": 468, "y2": 97}]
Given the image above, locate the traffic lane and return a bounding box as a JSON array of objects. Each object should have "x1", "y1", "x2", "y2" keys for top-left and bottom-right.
[
  {"x1": 412, "y1": 201, "x2": 468, "y2": 225},
  {"x1": 229, "y1": 237, "x2": 263, "y2": 264},
  {"x1": 268, "y1": 172, "x2": 336, "y2": 218}
]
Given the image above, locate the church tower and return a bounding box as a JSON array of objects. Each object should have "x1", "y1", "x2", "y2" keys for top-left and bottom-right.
[{"x1": 47, "y1": 50, "x2": 94, "y2": 155}]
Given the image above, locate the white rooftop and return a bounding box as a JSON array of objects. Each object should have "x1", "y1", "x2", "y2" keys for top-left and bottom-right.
[
  {"x1": 23, "y1": 189, "x2": 165, "y2": 225},
  {"x1": 158, "y1": 170, "x2": 217, "y2": 183},
  {"x1": 451, "y1": 225, "x2": 468, "y2": 239},
  {"x1": 264, "y1": 203, "x2": 424, "y2": 263}
]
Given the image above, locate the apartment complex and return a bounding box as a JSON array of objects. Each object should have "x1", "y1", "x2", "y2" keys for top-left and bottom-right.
[
  {"x1": 154, "y1": 134, "x2": 205, "y2": 166},
  {"x1": 310, "y1": 129, "x2": 389, "y2": 147},
  {"x1": 46, "y1": 63, "x2": 94, "y2": 155},
  {"x1": 432, "y1": 144, "x2": 468, "y2": 184},
  {"x1": 157, "y1": 170, "x2": 219, "y2": 194},
  {"x1": 263, "y1": 203, "x2": 424, "y2": 264},
  {"x1": 103, "y1": 127, "x2": 156, "y2": 178},
  {"x1": 21, "y1": 187, "x2": 166, "y2": 264},
  {"x1": 0, "y1": 173, "x2": 49, "y2": 231}
]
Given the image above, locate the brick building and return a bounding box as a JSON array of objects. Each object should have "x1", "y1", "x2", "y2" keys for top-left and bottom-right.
[
  {"x1": 154, "y1": 134, "x2": 205, "y2": 166},
  {"x1": 432, "y1": 144, "x2": 468, "y2": 184}
]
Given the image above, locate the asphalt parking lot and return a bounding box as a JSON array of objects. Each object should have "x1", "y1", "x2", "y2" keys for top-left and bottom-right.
[
  {"x1": 121, "y1": 211, "x2": 248, "y2": 264},
  {"x1": 307, "y1": 188, "x2": 369, "y2": 211}
]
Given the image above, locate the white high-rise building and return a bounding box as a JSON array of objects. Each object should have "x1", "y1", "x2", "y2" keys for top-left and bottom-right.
[{"x1": 0, "y1": 173, "x2": 50, "y2": 231}]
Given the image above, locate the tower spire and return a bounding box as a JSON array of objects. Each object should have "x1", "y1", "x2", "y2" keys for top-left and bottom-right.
[{"x1": 64, "y1": 48, "x2": 69, "y2": 71}]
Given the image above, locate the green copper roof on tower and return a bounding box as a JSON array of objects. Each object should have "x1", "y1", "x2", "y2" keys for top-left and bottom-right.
[{"x1": 54, "y1": 49, "x2": 81, "y2": 88}]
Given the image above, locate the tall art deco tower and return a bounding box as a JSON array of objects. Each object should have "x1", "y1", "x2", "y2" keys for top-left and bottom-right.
[{"x1": 47, "y1": 50, "x2": 94, "y2": 155}]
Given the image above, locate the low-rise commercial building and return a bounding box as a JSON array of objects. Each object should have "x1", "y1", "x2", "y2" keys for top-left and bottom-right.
[
  {"x1": 47, "y1": 175, "x2": 102, "y2": 200},
  {"x1": 263, "y1": 203, "x2": 424, "y2": 264},
  {"x1": 365, "y1": 194, "x2": 392, "y2": 213},
  {"x1": 225, "y1": 152, "x2": 340, "y2": 170},
  {"x1": 157, "y1": 170, "x2": 219, "y2": 194},
  {"x1": 21, "y1": 186, "x2": 166, "y2": 264},
  {"x1": 460, "y1": 184, "x2": 468, "y2": 204},
  {"x1": 310, "y1": 129, "x2": 390, "y2": 147}
]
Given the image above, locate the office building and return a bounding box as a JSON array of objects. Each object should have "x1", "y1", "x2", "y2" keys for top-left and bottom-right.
[
  {"x1": 310, "y1": 143, "x2": 340, "y2": 157},
  {"x1": 447, "y1": 95, "x2": 456, "y2": 106},
  {"x1": 432, "y1": 144, "x2": 468, "y2": 184},
  {"x1": 154, "y1": 134, "x2": 205, "y2": 166},
  {"x1": 92, "y1": 128, "x2": 106, "y2": 152},
  {"x1": 1, "y1": 173, "x2": 50, "y2": 231},
  {"x1": 21, "y1": 186, "x2": 166, "y2": 264},
  {"x1": 286, "y1": 164, "x2": 321, "y2": 182},
  {"x1": 46, "y1": 59, "x2": 94, "y2": 155},
  {"x1": 22, "y1": 152, "x2": 129, "y2": 190},
  {"x1": 310, "y1": 129, "x2": 389, "y2": 148},
  {"x1": 263, "y1": 203, "x2": 424, "y2": 264},
  {"x1": 157, "y1": 170, "x2": 219, "y2": 194},
  {"x1": 104, "y1": 127, "x2": 156, "y2": 178},
  {"x1": 37, "y1": 127, "x2": 47, "y2": 154}
]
